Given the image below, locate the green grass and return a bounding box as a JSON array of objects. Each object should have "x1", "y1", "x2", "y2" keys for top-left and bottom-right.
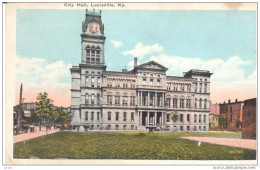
[{"x1": 14, "y1": 131, "x2": 255, "y2": 160}]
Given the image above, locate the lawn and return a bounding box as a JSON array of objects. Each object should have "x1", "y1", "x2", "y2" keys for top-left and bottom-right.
[{"x1": 14, "y1": 131, "x2": 256, "y2": 160}]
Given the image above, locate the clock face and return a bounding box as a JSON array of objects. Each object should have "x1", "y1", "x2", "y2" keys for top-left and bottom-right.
[{"x1": 89, "y1": 22, "x2": 100, "y2": 33}]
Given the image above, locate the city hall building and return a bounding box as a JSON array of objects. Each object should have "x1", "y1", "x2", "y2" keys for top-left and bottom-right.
[{"x1": 70, "y1": 10, "x2": 213, "y2": 132}]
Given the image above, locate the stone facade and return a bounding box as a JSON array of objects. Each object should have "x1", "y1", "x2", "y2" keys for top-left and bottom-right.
[
  {"x1": 219, "y1": 99, "x2": 244, "y2": 131},
  {"x1": 70, "y1": 10, "x2": 213, "y2": 132},
  {"x1": 242, "y1": 98, "x2": 256, "y2": 139}
]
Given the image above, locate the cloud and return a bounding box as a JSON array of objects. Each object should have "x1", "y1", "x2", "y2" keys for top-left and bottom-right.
[
  {"x1": 110, "y1": 40, "x2": 124, "y2": 48},
  {"x1": 123, "y1": 43, "x2": 163, "y2": 60},
  {"x1": 15, "y1": 55, "x2": 72, "y2": 106},
  {"x1": 149, "y1": 54, "x2": 256, "y2": 103}
]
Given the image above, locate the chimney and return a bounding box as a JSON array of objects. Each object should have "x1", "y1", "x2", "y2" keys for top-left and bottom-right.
[
  {"x1": 228, "y1": 99, "x2": 231, "y2": 103},
  {"x1": 235, "y1": 99, "x2": 238, "y2": 102},
  {"x1": 134, "y1": 57, "x2": 137, "y2": 67}
]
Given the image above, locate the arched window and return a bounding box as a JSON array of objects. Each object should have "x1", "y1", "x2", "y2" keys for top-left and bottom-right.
[
  {"x1": 186, "y1": 96, "x2": 191, "y2": 108},
  {"x1": 107, "y1": 92, "x2": 112, "y2": 106},
  {"x1": 96, "y1": 46, "x2": 101, "y2": 64},
  {"x1": 195, "y1": 98, "x2": 197, "y2": 108},
  {"x1": 180, "y1": 96, "x2": 185, "y2": 108},
  {"x1": 86, "y1": 45, "x2": 91, "y2": 63},
  {"x1": 85, "y1": 111, "x2": 88, "y2": 121},
  {"x1": 97, "y1": 94, "x2": 100, "y2": 105},
  {"x1": 173, "y1": 96, "x2": 178, "y2": 108},
  {"x1": 130, "y1": 93, "x2": 135, "y2": 106},
  {"x1": 204, "y1": 99, "x2": 207, "y2": 109},
  {"x1": 108, "y1": 111, "x2": 111, "y2": 121},
  {"x1": 166, "y1": 95, "x2": 171, "y2": 107},
  {"x1": 91, "y1": 94, "x2": 95, "y2": 105},
  {"x1": 115, "y1": 92, "x2": 120, "y2": 106},
  {"x1": 123, "y1": 93, "x2": 128, "y2": 106}
]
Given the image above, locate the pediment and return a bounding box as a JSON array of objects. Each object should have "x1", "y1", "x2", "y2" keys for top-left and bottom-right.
[{"x1": 137, "y1": 61, "x2": 168, "y2": 71}]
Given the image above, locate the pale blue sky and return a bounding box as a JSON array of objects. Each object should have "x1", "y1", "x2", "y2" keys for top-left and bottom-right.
[{"x1": 16, "y1": 9, "x2": 257, "y2": 104}]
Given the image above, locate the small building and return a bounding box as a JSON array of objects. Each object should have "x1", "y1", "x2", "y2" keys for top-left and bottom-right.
[
  {"x1": 219, "y1": 99, "x2": 244, "y2": 131},
  {"x1": 13, "y1": 102, "x2": 38, "y2": 125},
  {"x1": 242, "y1": 98, "x2": 256, "y2": 139},
  {"x1": 209, "y1": 101, "x2": 219, "y2": 129}
]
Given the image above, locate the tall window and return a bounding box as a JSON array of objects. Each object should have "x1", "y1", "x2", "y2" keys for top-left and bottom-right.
[
  {"x1": 85, "y1": 94, "x2": 89, "y2": 104},
  {"x1": 180, "y1": 98, "x2": 184, "y2": 108},
  {"x1": 108, "y1": 112, "x2": 111, "y2": 121},
  {"x1": 91, "y1": 112, "x2": 94, "y2": 121},
  {"x1": 199, "y1": 83, "x2": 202, "y2": 93},
  {"x1": 167, "y1": 114, "x2": 170, "y2": 122},
  {"x1": 199, "y1": 115, "x2": 201, "y2": 123},
  {"x1": 195, "y1": 83, "x2": 197, "y2": 92},
  {"x1": 186, "y1": 98, "x2": 191, "y2": 108},
  {"x1": 131, "y1": 112, "x2": 134, "y2": 121},
  {"x1": 204, "y1": 83, "x2": 207, "y2": 93},
  {"x1": 194, "y1": 114, "x2": 197, "y2": 123},
  {"x1": 203, "y1": 115, "x2": 206, "y2": 123},
  {"x1": 123, "y1": 95, "x2": 128, "y2": 106},
  {"x1": 85, "y1": 112, "x2": 88, "y2": 121},
  {"x1": 107, "y1": 94, "x2": 112, "y2": 106},
  {"x1": 97, "y1": 112, "x2": 100, "y2": 121},
  {"x1": 115, "y1": 93, "x2": 120, "y2": 106},
  {"x1": 173, "y1": 97, "x2": 178, "y2": 108},
  {"x1": 97, "y1": 94, "x2": 100, "y2": 105},
  {"x1": 195, "y1": 98, "x2": 197, "y2": 108},
  {"x1": 123, "y1": 112, "x2": 127, "y2": 121},
  {"x1": 97, "y1": 77, "x2": 101, "y2": 87},
  {"x1": 180, "y1": 114, "x2": 183, "y2": 122},
  {"x1": 116, "y1": 112, "x2": 119, "y2": 121},
  {"x1": 187, "y1": 114, "x2": 190, "y2": 122},
  {"x1": 167, "y1": 97, "x2": 171, "y2": 107},
  {"x1": 91, "y1": 77, "x2": 95, "y2": 87},
  {"x1": 130, "y1": 96, "x2": 135, "y2": 106},
  {"x1": 204, "y1": 99, "x2": 207, "y2": 109},
  {"x1": 91, "y1": 94, "x2": 95, "y2": 105}
]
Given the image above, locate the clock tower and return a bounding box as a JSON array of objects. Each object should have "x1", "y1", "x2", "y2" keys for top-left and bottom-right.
[
  {"x1": 81, "y1": 9, "x2": 106, "y2": 65},
  {"x1": 70, "y1": 9, "x2": 106, "y2": 128}
]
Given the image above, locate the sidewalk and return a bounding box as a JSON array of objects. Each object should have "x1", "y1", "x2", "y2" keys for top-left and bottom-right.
[
  {"x1": 14, "y1": 126, "x2": 59, "y2": 143},
  {"x1": 180, "y1": 136, "x2": 256, "y2": 150}
]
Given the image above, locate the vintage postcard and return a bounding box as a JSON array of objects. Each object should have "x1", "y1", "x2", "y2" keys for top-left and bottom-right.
[{"x1": 4, "y1": 2, "x2": 257, "y2": 166}]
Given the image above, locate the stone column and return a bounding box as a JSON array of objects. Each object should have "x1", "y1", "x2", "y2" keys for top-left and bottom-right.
[
  {"x1": 148, "y1": 92, "x2": 150, "y2": 106},
  {"x1": 162, "y1": 93, "x2": 164, "y2": 107},
  {"x1": 148, "y1": 112, "x2": 150, "y2": 126},
  {"x1": 140, "y1": 91, "x2": 143, "y2": 106},
  {"x1": 155, "y1": 112, "x2": 157, "y2": 126},
  {"x1": 155, "y1": 92, "x2": 157, "y2": 107}
]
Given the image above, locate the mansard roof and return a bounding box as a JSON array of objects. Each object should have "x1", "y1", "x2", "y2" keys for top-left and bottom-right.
[{"x1": 133, "y1": 60, "x2": 168, "y2": 72}]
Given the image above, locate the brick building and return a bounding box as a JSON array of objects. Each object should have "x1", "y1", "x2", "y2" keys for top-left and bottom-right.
[
  {"x1": 219, "y1": 99, "x2": 244, "y2": 131},
  {"x1": 242, "y1": 98, "x2": 256, "y2": 139}
]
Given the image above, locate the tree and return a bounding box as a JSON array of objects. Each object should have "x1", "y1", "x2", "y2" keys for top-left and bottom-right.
[
  {"x1": 170, "y1": 112, "x2": 179, "y2": 122},
  {"x1": 56, "y1": 107, "x2": 71, "y2": 131},
  {"x1": 219, "y1": 114, "x2": 228, "y2": 129},
  {"x1": 35, "y1": 92, "x2": 56, "y2": 134}
]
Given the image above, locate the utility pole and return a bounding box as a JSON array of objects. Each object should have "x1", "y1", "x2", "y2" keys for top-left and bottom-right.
[{"x1": 17, "y1": 83, "x2": 23, "y2": 134}]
